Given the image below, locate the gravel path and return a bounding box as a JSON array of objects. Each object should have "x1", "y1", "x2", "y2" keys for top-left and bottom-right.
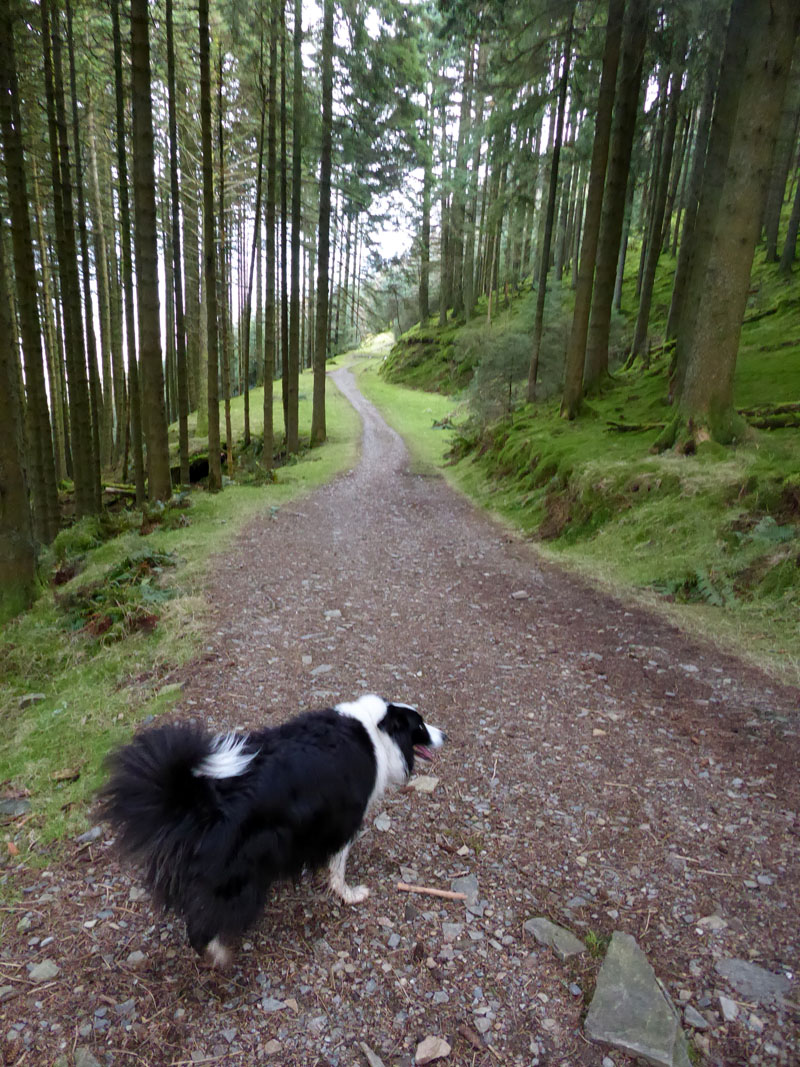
[{"x1": 2, "y1": 367, "x2": 798, "y2": 1067}]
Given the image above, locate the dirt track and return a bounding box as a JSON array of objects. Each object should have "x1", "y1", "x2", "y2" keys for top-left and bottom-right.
[{"x1": 2, "y1": 366, "x2": 798, "y2": 1066}]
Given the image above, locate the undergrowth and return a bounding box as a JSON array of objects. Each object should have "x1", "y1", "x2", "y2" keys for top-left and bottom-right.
[
  {"x1": 0, "y1": 373, "x2": 361, "y2": 877},
  {"x1": 367, "y1": 248, "x2": 800, "y2": 681}
]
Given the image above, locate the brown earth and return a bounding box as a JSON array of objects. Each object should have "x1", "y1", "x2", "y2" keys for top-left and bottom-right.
[{"x1": 1, "y1": 367, "x2": 798, "y2": 1067}]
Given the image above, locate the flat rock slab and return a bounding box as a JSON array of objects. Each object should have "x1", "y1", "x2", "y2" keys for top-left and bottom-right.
[
  {"x1": 585, "y1": 932, "x2": 691, "y2": 1067},
  {"x1": 523, "y1": 917, "x2": 585, "y2": 960},
  {"x1": 408, "y1": 775, "x2": 439, "y2": 793},
  {"x1": 715, "y1": 958, "x2": 791, "y2": 1006}
]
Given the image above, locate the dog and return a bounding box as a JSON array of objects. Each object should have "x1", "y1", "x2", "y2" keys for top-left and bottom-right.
[{"x1": 100, "y1": 694, "x2": 445, "y2": 965}]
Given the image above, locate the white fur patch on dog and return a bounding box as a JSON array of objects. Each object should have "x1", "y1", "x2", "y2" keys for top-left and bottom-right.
[
  {"x1": 193, "y1": 733, "x2": 256, "y2": 779},
  {"x1": 335, "y1": 694, "x2": 408, "y2": 804}
]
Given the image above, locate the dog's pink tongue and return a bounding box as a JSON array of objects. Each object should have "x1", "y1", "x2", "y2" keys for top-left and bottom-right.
[{"x1": 414, "y1": 745, "x2": 434, "y2": 762}]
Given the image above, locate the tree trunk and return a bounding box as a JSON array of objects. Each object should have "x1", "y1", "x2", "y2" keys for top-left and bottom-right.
[
  {"x1": 263, "y1": 0, "x2": 278, "y2": 467},
  {"x1": 280, "y1": 11, "x2": 290, "y2": 439},
  {"x1": 287, "y1": 0, "x2": 302, "y2": 453},
  {"x1": 665, "y1": 12, "x2": 724, "y2": 342},
  {"x1": 311, "y1": 0, "x2": 333, "y2": 446},
  {"x1": 561, "y1": 0, "x2": 624, "y2": 419},
  {"x1": 0, "y1": 216, "x2": 36, "y2": 618},
  {"x1": 110, "y1": 0, "x2": 145, "y2": 502},
  {"x1": 66, "y1": 0, "x2": 102, "y2": 509},
  {"x1": 583, "y1": 0, "x2": 649, "y2": 392},
  {"x1": 199, "y1": 0, "x2": 222, "y2": 491},
  {"x1": 779, "y1": 159, "x2": 800, "y2": 273},
  {"x1": 668, "y1": 0, "x2": 796, "y2": 446},
  {"x1": 418, "y1": 93, "x2": 432, "y2": 324},
  {"x1": 527, "y1": 9, "x2": 574, "y2": 402},
  {"x1": 43, "y1": 0, "x2": 96, "y2": 517},
  {"x1": 166, "y1": 0, "x2": 189, "y2": 485},
  {"x1": 628, "y1": 28, "x2": 687, "y2": 366},
  {"x1": 0, "y1": 0, "x2": 59, "y2": 543},
  {"x1": 217, "y1": 47, "x2": 234, "y2": 479},
  {"x1": 130, "y1": 0, "x2": 171, "y2": 502},
  {"x1": 86, "y1": 89, "x2": 116, "y2": 468}
]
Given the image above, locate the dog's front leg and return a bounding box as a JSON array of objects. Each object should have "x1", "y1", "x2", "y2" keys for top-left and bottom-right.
[{"x1": 327, "y1": 843, "x2": 369, "y2": 904}]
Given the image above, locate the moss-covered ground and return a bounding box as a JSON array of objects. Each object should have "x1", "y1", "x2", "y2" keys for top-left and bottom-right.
[
  {"x1": 0, "y1": 372, "x2": 360, "y2": 869},
  {"x1": 366, "y1": 252, "x2": 800, "y2": 684}
]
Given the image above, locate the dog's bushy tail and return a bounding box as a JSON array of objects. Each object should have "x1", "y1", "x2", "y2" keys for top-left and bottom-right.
[{"x1": 99, "y1": 724, "x2": 233, "y2": 909}]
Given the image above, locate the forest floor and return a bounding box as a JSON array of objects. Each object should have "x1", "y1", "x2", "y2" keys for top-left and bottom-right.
[{"x1": 2, "y1": 367, "x2": 799, "y2": 1067}]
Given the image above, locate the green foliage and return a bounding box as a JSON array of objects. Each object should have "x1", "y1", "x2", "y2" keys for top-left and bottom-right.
[
  {"x1": 0, "y1": 378, "x2": 361, "y2": 869},
  {"x1": 56, "y1": 549, "x2": 177, "y2": 644}
]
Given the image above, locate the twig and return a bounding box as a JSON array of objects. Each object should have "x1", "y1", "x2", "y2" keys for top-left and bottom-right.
[{"x1": 396, "y1": 882, "x2": 467, "y2": 901}]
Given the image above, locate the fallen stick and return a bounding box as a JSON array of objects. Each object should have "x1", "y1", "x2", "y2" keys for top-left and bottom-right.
[{"x1": 396, "y1": 881, "x2": 467, "y2": 901}]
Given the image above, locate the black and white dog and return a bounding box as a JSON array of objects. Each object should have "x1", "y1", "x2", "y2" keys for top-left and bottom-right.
[{"x1": 100, "y1": 695, "x2": 445, "y2": 965}]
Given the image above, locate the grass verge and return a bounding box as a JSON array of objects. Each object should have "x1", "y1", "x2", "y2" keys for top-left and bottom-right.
[
  {"x1": 0, "y1": 373, "x2": 360, "y2": 880},
  {"x1": 362, "y1": 258, "x2": 800, "y2": 685}
]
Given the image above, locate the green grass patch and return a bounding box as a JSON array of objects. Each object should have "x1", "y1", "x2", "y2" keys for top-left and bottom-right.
[
  {"x1": 0, "y1": 373, "x2": 360, "y2": 879},
  {"x1": 347, "y1": 350, "x2": 460, "y2": 475},
  {"x1": 359, "y1": 252, "x2": 800, "y2": 683}
]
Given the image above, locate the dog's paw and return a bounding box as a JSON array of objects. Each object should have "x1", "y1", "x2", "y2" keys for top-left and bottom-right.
[
  {"x1": 205, "y1": 937, "x2": 232, "y2": 968},
  {"x1": 337, "y1": 883, "x2": 370, "y2": 905}
]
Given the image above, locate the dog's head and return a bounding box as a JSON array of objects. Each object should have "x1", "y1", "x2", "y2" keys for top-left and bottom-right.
[{"x1": 378, "y1": 701, "x2": 446, "y2": 777}]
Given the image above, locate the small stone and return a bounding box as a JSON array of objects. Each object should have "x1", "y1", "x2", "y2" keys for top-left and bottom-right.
[
  {"x1": 263, "y1": 1040, "x2": 282, "y2": 1055},
  {"x1": 442, "y1": 923, "x2": 463, "y2": 943},
  {"x1": 683, "y1": 1006, "x2": 708, "y2": 1031},
  {"x1": 0, "y1": 986, "x2": 14, "y2": 1002},
  {"x1": 74, "y1": 1050, "x2": 103, "y2": 1067},
  {"x1": 18, "y1": 693, "x2": 46, "y2": 709},
  {"x1": 409, "y1": 775, "x2": 439, "y2": 794},
  {"x1": 415, "y1": 1036, "x2": 451, "y2": 1064},
  {"x1": 374, "y1": 813, "x2": 391, "y2": 832},
  {"x1": 310, "y1": 663, "x2": 333, "y2": 676},
  {"x1": 75, "y1": 826, "x2": 103, "y2": 845},
  {"x1": 433, "y1": 991, "x2": 449, "y2": 1005},
  {"x1": 748, "y1": 1013, "x2": 764, "y2": 1033},
  {"x1": 473, "y1": 1017, "x2": 492, "y2": 1034},
  {"x1": 0, "y1": 798, "x2": 31, "y2": 817},
  {"x1": 221, "y1": 1028, "x2": 237, "y2": 1044},
  {"x1": 128, "y1": 886, "x2": 146, "y2": 902},
  {"x1": 510, "y1": 590, "x2": 530, "y2": 600},
  {"x1": 715, "y1": 958, "x2": 791, "y2": 1005},
  {"x1": 28, "y1": 959, "x2": 60, "y2": 982},
  {"x1": 569, "y1": 983, "x2": 582, "y2": 997},
  {"x1": 523, "y1": 917, "x2": 585, "y2": 960},
  {"x1": 125, "y1": 950, "x2": 146, "y2": 968},
  {"x1": 602, "y1": 1059, "x2": 615, "y2": 1067},
  {"x1": 697, "y1": 914, "x2": 727, "y2": 931},
  {"x1": 324, "y1": 609, "x2": 342, "y2": 619},
  {"x1": 114, "y1": 998, "x2": 136, "y2": 1019},
  {"x1": 719, "y1": 995, "x2": 739, "y2": 1022},
  {"x1": 260, "y1": 996, "x2": 285, "y2": 1013},
  {"x1": 451, "y1": 873, "x2": 479, "y2": 906}
]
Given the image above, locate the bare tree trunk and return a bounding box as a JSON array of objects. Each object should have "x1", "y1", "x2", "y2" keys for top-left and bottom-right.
[
  {"x1": 628, "y1": 27, "x2": 687, "y2": 366},
  {"x1": 286, "y1": 0, "x2": 302, "y2": 453},
  {"x1": 263, "y1": 0, "x2": 278, "y2": 467},
  {"x1": 217, "y1": 47, "x2": 234, "y2": 479},
  {"x1": 111, "y1": 0, "x2": 145, "y2": 501},
  {"x1": 560, "y1": 0, "x2": 624, "y2": 419},
  {"x1": 311, "y1": 0, "x2": 333, "y2": 446},
  {"x1": 583, "y1": 0, "x2": 649, "y2": 392},
  {"x1": 0, "y1": 216, "x2": 36, "y2": 617},
  {"x1": 66, "y1": 0, "x2": 102, "y2": 508},
  {"x1": 166, "y1": 0, "x2": 189, "y2": 484},
  {"x1": 130, "y1": 0, "x2": 171, "y2": 502},
  {"x1": 527, "y1": 8, "x2": 574, "y2": 402},
  {"x1": 0, "y1": 0, "x2": 59, "y2": 543},
  {"x1": 43, "y1": 0, "x2": 96, "y2": 517},
  {"x1": 199, "y1": 0, "x2": 222, "y2": 491},
  {"x1": 667, "y1": 0, "x2": 796, "y2": 445}
]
